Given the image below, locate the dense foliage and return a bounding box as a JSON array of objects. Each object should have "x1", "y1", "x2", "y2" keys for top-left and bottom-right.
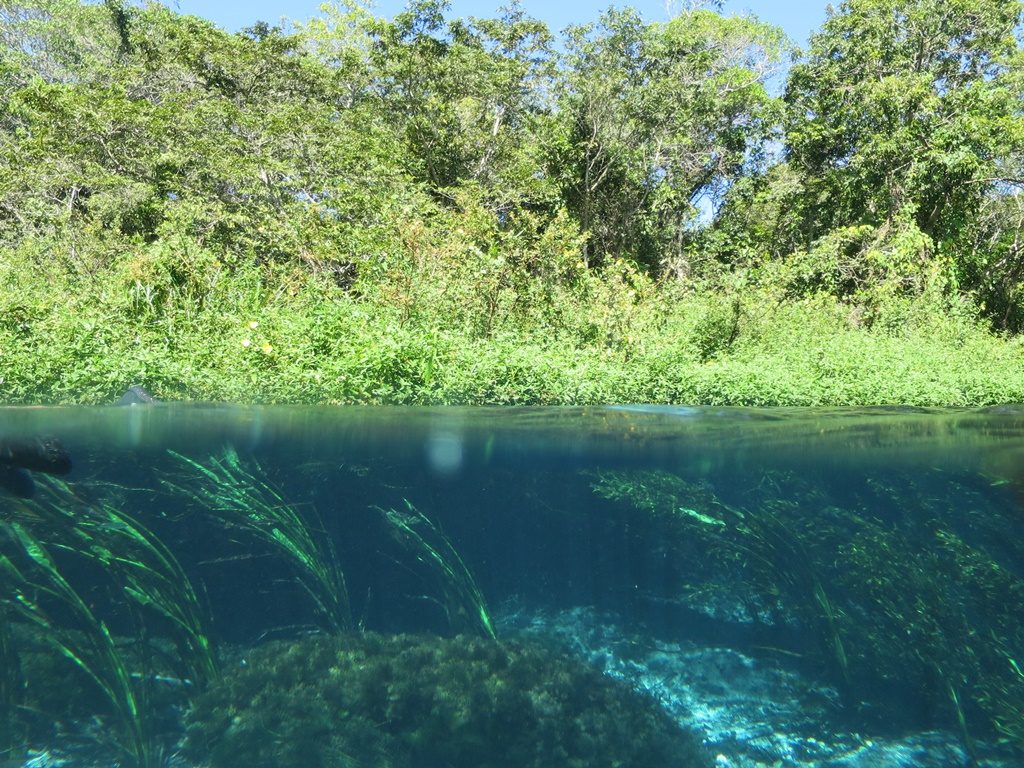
[{"x1": 0, "y1": 0, "x2": 1022, "y2": 404}]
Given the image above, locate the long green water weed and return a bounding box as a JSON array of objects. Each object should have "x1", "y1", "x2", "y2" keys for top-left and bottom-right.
[
  {"x1": 164, "y1": 447, "x2": 350, "y2": 632},
  {"x1": 0, "y1": 610, "x2": 20, "y2": 762},
  {"x1": 0, "y1": 474, "x2": 226, "y2": 765},
  {"x1": 379, "y1": 500, "x2": 496, "y2": 639},
  {"x1": 589, "y1": 467, "x2": 1024, "y2": 752},
  {"x1": 25, "y1": 477, "x2": 217, "y2": 687},
  {"x1": 0, "y1": 521, "x2": 154, "y2": 767}
]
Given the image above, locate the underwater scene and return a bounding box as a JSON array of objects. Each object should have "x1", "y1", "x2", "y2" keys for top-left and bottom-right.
[{"x1": 2, "y1": 405, "x2": 1024, "y2": 768}]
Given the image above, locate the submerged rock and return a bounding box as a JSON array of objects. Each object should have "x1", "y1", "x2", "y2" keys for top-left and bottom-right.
[
  {"x1": 500, "y1": 605, "x2": 1019, "y2": 768},
  {"x1": 15, "y1": 608, "x2": 1020, "y2": 768},
  {"x1": 0, "y1": 436, "x2": 71, "y2": 475},
  {"x1": 114, "y1": 384, "x2": 155, "y2": 406},
  {"x1": 0, "y1": 465, "x2": 36, "y2": 498},
  {"x1": 0, "y1": 436, "x2": 71, "y2": 498},
  {"x1": 183, "y1": 632, "x2": 709, "y2": 768}
]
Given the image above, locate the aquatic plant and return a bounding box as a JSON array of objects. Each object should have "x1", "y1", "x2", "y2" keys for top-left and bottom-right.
[
  {"x1": 23, "y1": 476, "x2": 217, "y2": 686},
  {"x1": 379, "y1": 500, "x2": 496, "y2": 639},
  {"x1": 165, "y1": 447, "x2": 351, "y2": 632},
  {"x1": 183, "y1": 632, "x2": 708, "y2": 768},
  {"x1": 841, "y1": 476, "x2": 1024, "y2": 750},
  {"x1": 0, "y1": 610, "x2": 21, "y2": 762},
  {"x1": 588, "y1": 467, "x2": 1024, "y2": 753},
  {"x1": 0, "y1": 521, "x2": 154, "y2": 766},
  {"x1": 0, "y1": 475, "x2": 220, "y2": 766},
  {"x1": 589, "y1": 469, "x2": 851, "y2": 683}
]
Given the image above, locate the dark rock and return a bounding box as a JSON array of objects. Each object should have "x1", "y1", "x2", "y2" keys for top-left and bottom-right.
[
  {"x1": 0, "y1": 436, "x2": 71, "y2": 475},
  {"x1": 0, "y1": 435, "x2": 70, "y2": 498},
  {"x1": 115, "y1": 384, "x2": 156, "y2": 406}
]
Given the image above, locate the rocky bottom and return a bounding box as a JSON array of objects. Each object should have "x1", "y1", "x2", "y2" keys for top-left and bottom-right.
[
  {"x1": 502, "y1": 605, "x2": 1019, "y2": 768},
  {"x1": 14, "y1": 604, "x2": 1021, "y2": 768}
]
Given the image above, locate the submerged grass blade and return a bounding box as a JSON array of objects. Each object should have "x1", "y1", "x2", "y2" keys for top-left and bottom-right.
[
  {"x1": 0, "y1": 608, "x2": 20, "y2": 760},
  {"x1": 587, "y1": 466, "x2": 1024, "y2": 754},
  {"x1": 0, "y1": 520, "x2": 155, "y2": 767},
  {"x1": 380, "y1": 500, "x2": 496, "y2": 639},
  {"x1": 21, "y1": 476, "x2": 218, "y2": 688},
  {"x1": 164, "y1": 447, "x2": 350, "y2": 632},
  {"x1": 946, "y1": 677, "x2": 978, "y2": 766}
]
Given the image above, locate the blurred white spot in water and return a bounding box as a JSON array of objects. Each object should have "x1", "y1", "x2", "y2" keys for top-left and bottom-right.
[
  {"x1": 247, "y1": 410, "x2": 264, "y2": 450},
  {"x1": 427, "y1": 431, "x2": 463, "y2": 475},
  {"x1": 126, "y1": 407, "x2": 144, "y2": 447}
]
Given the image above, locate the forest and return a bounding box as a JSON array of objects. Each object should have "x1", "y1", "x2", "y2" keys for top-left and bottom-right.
[{"x1": 0, "y1": 0, "x2": 1022, "y2": 405}]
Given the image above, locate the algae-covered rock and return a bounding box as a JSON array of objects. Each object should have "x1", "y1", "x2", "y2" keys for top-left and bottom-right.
[{"x1": 184, "y1": 633, "x2": 709, "y2": 768}]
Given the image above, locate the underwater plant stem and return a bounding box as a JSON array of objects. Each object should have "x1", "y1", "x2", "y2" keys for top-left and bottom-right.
[
  {"x1": 0, "y1": 522, "x2": 154, "y2": 767},
  {"x1": 23, "y1": 477, "x2": 218, "y2": 687},
  {"x1": 0, "y1": 612, "x2": 19, "y2": 758},
  {"x1": 947, "y1": 679, "x2": 978, "y2": 768},
  {"x1": 379, "y1": 501, "x2": 496, "y2": 639},
  {"x1": 164, "y1": 448, "x2": 351, "y2": 633}
]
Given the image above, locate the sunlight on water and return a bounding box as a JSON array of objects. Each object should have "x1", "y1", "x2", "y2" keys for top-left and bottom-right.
[{"x1": 2, "y1": 405, "x2": 1023, "y2": 768}]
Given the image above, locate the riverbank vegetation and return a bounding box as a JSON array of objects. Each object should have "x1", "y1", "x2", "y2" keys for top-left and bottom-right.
[{"x1": 1, "y1": 0, "x2": 1022, "y2": 405}]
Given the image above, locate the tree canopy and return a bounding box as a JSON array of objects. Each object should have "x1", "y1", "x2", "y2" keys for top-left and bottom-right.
[{"x1": 0, "y1": 0, "x2": 1023, "y2": 405}]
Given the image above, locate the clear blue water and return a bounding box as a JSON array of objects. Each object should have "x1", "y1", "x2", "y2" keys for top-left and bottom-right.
[{"x1": 2, "y1": 405, "x2": 1023, "y2": 768}]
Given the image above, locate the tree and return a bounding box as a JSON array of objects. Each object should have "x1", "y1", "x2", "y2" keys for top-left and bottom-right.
[
  {"x1": 552, "y1": 8, "x2": 787, "y2": 269},
  {"x1": 362, "y1": 0, "x2": 555, "y2": 207},
  {"x1": 783, "y1": 0, "x2": 1024, "y2": 307},
  {"x1": 0, "y1": 0, "x2": 416, "y2": 282}
]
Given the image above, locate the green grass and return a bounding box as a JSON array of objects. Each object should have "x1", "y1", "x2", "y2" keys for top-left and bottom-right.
[
  {"x1": 1, "y1": 251, "x2": 1022, "y2": 407},
  {"x1": 378, "y1": 500, "x2": 496, "y2": 639}
]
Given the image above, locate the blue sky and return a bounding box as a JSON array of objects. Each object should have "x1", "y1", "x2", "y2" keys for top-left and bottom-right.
[{"x1": 170, "y1": 1, "x2": 827, "y2": 47}]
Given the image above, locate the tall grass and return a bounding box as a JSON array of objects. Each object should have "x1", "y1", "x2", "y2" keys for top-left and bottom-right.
[{"x1": 2, "y1": 245, "x2": 1023, "y2": 406}]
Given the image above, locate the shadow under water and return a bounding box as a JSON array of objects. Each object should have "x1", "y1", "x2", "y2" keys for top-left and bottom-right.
[{"x1": 2, "y1": 404, "x2": 1024, "y2": 768}]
